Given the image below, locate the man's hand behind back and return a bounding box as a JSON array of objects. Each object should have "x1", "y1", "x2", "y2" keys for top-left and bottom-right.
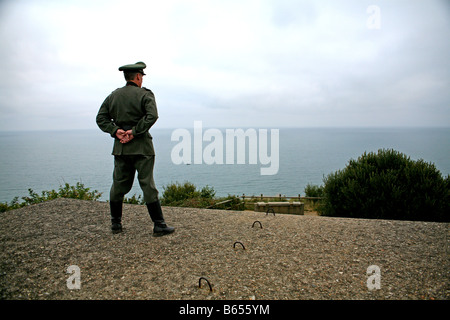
[{"x1": 117, "y1": 129, "x2": 134, "y2": 144}]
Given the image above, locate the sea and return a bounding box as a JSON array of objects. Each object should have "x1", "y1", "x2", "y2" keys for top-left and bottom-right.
[{"x1": 0, "y1": 127, "x2": 449, "y2": 204}]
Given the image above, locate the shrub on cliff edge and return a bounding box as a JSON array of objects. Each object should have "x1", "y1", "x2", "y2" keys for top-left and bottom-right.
[
  {"x1": 0, "y1": 182, "x2": 102, "y2": 213},
  {"x1": 319, "y1": 149, "x2": 449, "y2": 222}
]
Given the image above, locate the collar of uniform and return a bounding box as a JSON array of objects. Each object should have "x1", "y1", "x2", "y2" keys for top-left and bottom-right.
[{"x1": 126, "y1": 81, "x2": 139, "y2": 87}]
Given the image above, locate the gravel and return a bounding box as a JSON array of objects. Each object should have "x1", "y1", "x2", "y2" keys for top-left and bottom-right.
[{"x1": 0, "y1": 198, "x2": 448, "y2": 300}]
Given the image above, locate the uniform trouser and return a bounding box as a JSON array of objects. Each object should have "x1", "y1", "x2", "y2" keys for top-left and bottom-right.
[{"x1": 110, "y1": 155, "x2": 159, "y2": 204}]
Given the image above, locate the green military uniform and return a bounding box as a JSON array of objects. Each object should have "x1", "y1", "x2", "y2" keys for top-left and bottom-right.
[
  {"x1": 96, "y1": 61, "x2": 174, "y2": 236},
  {"x1": 96, "y1": 70, "x2": 159, "y2": 203},
  {"x1": 97, "y1": 84, "x2": 157, "y2": 156}
]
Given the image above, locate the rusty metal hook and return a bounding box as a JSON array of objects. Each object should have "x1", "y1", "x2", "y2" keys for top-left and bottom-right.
[
  {"x1": 252, "y1": 221, "x2": 263, "y2": 228},
  {"x1": 233, "y1": 241, "x2": 246, "y2": 250},
  {"x1": 266, "y1": 207, "x2": 275, "y2": 216},
  {"x1": 198, "y1": 277, "x2": 213, "y2": 292}
]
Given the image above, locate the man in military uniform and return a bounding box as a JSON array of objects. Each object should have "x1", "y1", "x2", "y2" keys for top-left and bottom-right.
[{"x1": 96, "y1": 61, "x2": 175, "y2": 237}]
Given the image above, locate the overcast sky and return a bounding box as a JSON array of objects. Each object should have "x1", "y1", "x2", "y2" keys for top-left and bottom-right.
[{"x1": 0, "y1": 0, "x2": 449, "y2": 131}]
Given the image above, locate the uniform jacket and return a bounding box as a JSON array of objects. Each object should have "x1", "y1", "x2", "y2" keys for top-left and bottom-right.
[{"x1": 96, "y1": 82, "x2": 158, "y2": 155}]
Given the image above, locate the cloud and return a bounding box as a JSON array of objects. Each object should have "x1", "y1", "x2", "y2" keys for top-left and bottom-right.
[{"x1": 0, "y1": 0, "x2": 449, "y2": 131}]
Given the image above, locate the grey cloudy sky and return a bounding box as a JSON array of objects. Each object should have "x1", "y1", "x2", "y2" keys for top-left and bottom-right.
[{"x1": 0, "y1": 0, "x2": 449, "y2": 131}]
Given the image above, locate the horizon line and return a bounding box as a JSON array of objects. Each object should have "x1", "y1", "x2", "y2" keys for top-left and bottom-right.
[{"x1": 1, "y1": 125, "x2": 450, "y2": 133}]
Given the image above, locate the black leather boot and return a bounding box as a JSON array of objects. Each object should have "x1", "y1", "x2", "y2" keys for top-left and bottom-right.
[
  {"x1": 110, "y1": 201, "x2": 123, "y2": 233},
  {"x1": 146, "y1": 200, "x2": 175, "y2": 237}
]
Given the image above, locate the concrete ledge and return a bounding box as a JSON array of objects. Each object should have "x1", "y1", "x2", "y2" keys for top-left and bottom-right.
[{"x1": 254, "y1": 201, "x2": 304, "y2": 215}]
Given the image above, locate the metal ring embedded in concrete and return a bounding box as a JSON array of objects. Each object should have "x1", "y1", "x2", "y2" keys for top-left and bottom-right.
[
  {"x1": 252, "y1": 221, "x2": 263, "y2": 228},
  {"x1": 198, "y1": 277, "x2": 213, "y2": 292},
  {"x1": 233, "y1": 241, "x2": 246, "y2": 250}
]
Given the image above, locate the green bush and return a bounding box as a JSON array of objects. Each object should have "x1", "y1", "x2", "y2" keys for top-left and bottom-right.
[
  {"x1": 200, "y1": 185, "x2": 216, "y2": 199},
  {"x1": 159, "y1": 181, "x2": 243, "y2": 210},
  {"x1": 211, "y1": 195, "x2": 243, "y2": 211},
  {"x1": 0, "y1": 182, "x2": 102, "y2": 213},
  {"x1": 303, "y1": 183, "x2": 324, "y2": 211},
  {"x1": 160, "y1": 181, "x2": 215, "y2": 207},
  {"x1": 123, "y1": 194, "x2": 146, "y2": 205},
  {"x1": 304, "y1": 183, "x2": 324, "y2": 198},
  {"x1": 161, "y1": 181, "x2": 199, "y2": 205},
  {"x1": 319, "y1": 149, "x2": 449, "y2": 222}
]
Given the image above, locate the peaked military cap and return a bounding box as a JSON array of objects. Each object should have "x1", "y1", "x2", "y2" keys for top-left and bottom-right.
[{"x1": 118, "y1": 61, "x2": 146, "y2": 75}]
